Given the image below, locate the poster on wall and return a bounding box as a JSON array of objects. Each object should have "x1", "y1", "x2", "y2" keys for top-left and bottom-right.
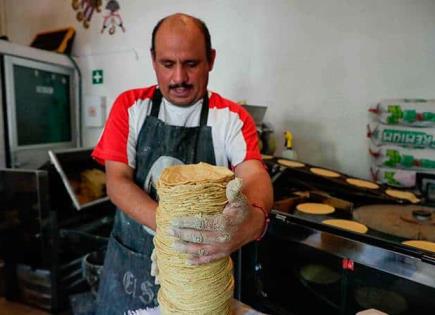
[
  {"x1": 72, "y1": 0, "x2": 103, "y2": 29},
  {"x1": 101, "y1": 0, "x2": 126, "y2": 34},
  {"x1": 71, "y1": 0, "x2": 125, "y2": 35}
]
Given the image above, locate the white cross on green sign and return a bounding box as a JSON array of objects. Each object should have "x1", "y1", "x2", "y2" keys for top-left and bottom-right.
[{"x1": 92, "y1": 70, "x2": 104, "y2": 84}]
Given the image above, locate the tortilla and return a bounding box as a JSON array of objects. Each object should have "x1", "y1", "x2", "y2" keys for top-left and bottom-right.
[
  {"x1": 346, "y1": 178, "x2": 379, "y2": 190},
  {"x1": 300, "y1": 264, "x2": 341, "y2": 285},
  {"x1": 76, "y1": 169, "x2": 106, "y2": 204},
  {"x1": 310, "y1": 167, "x2": 341, "y2": 178},
  {"x1": 385, "y1": 189, "x2": 420, "y2": 204},
  {"x1": 277, "y1": 159, "x2": 305, "y2": 168},
  {"x1": 261, "y1": 154, "x2": 274, "y2": 160},
  {"x1": 322, "y1": 219, "x2": 368, "y2": 234},
  {"x1": 402, "y1": 240, "x2": 435, "y2": 253},
  {"x1": 296, "y1": 203, "x2": 335, "y2": 215},
  {"x1": 158, "y1": 162, "x2": 233, "y2": 186}
]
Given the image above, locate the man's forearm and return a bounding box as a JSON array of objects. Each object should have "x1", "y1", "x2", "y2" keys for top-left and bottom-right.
[
  {"x1": 235, "y1": 160, "x2": 274, "y2": 212},
  {"x1": 106, "y1": 161, "x2": 158, "y2": 230},
  {"x1": 235, "y1": 159, "x2": 274, "y2": 242}
]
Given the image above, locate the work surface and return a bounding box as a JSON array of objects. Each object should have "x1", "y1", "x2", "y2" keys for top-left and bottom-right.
[
  {"x1": 123, "y1": 300, "x2": 266, "y2": 315},
  {"x1": 0, "y1": 298, "x2": 264, "y2": 315},
  {"x1": 0, "y1": 298, "x2": 55, "y2": 315}
]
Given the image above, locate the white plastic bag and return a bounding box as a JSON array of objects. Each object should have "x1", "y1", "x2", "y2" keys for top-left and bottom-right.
[
  {"x1": 369, "y1": 144, "x2": 435, "y2": 170},
  {"x1": 369, "y1": 99, "x2": 435, "y2": 127},
  {"x1": 367, "y1": 122, "x2": 435, "y2": 149},
  {"x1": 370, "y1": 165, "x2": 417, "y2": 188}
]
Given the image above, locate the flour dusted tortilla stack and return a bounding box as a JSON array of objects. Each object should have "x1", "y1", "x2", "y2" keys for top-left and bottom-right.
[{"x1": 155, "y1": 162, "x2": 234, "y2": 314}]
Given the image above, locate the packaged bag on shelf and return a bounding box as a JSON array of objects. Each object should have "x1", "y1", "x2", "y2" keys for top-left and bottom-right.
[
  {"x1": 369, "y1": 99, "x2": 435, "y2": 127},
  {"x1": 367, "y1": 122, "x2": 435, "y2": 149},
  {"x1": 370, "y1": 165, "x2": 417, "y2": 188},
  {"x1": 370, "y1": 165, "x2": 435, "y2": 188},
  {"x1": 369, "y1": 144, "x2": 435, "y2": 170}
]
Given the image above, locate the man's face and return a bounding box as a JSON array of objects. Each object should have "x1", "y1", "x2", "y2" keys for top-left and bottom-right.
[{"x1": 152, "y1": 22, "x2": 215, "y2": 106}]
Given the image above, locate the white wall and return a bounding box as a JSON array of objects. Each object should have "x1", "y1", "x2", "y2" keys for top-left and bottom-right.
[
  {"x1": 4, "y1": 0, "x2": 435, "y2": 178},
  {"x1": 0, "y1": 0, "x2": 6, "y2": 36}
]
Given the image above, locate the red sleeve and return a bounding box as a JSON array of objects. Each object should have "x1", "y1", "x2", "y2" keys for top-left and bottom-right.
[
  {"x1": 239, "y1": 107, "x2": 262, "y2": 162},
  {"x1": 209, "y1": 93, "x2": 263, "y2": 167}
]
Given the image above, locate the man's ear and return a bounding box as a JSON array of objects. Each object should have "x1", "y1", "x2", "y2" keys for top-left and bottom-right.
[{"x1": 208, "y1": 49, "x2": 216, "y2": 71}]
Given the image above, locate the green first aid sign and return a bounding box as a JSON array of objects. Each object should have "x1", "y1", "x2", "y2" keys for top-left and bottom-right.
[{"x1": 92, "y1": 69, "x2": 104, "y2": 84}]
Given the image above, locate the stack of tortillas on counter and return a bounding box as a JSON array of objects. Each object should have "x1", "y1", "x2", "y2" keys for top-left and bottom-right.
[{"x1": 154, "y1": 162, "x2": 234, "y2": 315}]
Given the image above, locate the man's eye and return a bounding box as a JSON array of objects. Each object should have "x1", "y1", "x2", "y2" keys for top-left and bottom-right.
[
  {"x1": 187, "y1": 62, "x2": 198, "y2": 68},
  {"x1": 162, "y1": 62, "x2": 173, "y2": 68}
]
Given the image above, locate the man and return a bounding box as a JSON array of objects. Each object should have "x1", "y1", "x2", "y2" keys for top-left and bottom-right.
[{"x1": 92, "y1": 12, "x2": 273, "y2": 314}]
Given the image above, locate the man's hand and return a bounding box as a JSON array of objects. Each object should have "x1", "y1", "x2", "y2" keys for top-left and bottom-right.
[{"x1": 169, "y1": 178, "x2": 265, "y2": 265}]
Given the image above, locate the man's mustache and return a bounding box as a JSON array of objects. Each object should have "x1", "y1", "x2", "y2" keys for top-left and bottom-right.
[{"x1": 169, "y1": 83, "x2": 193, "y2": 89}]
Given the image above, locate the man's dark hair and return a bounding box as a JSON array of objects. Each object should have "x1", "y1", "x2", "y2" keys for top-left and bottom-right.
[{"x1": 150, "y1": 15, "x2": 213, "y2": 63}]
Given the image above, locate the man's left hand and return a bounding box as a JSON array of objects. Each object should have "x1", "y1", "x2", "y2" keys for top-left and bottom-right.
[{"x1": 169, "y1": 178, "x2": 265, "y2": 265}]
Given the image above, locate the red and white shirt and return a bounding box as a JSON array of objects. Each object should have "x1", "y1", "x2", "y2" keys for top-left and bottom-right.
[{"x1": 92, "y1": 85, "x2": 261, "y2": 168}]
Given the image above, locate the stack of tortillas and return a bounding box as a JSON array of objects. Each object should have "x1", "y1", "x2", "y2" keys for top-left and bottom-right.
[{"x1": 155, "y1": 162, "x2": 234, "y2": 315}]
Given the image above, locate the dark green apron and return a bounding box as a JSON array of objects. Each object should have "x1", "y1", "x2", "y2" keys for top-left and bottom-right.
[{"x1": 96, "y1": 89, "x2": 216, "y2": 314}]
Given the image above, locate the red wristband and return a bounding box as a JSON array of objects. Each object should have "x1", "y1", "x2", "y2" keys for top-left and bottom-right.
[{"x1": 251, "y1": 203, "x2": 270, "y2": 241}]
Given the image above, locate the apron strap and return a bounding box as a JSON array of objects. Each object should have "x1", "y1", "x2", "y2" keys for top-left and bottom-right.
[
  {"x1": 194, "y1": 94, "x2": 210, "y2": 162},
  {"x1": 150, "y1": 88, "x2": 209, "y2": 126},
  {"x1": 150, "y1": 88, "x2": 163, "y2": 117},
  {"x1": 199, "y1": 93, "x2": 209, "y2": 127}
]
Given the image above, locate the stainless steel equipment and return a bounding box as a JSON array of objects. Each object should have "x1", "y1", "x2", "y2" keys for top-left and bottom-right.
[
  {"x1": 0, "y1": 40, "x2": 80, "y2": 169},
  {"x1": 0, "y1": 148, "x2": 115, "y2": 312},
  {"x1": 242, "y1": 104, "x2": 276, "y2": 155},
  {"x1": 240, "y1": 158, "x2": 435, "y2": 315}
]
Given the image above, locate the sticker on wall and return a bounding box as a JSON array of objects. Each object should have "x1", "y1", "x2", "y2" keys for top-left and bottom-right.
[
  {"x1": 101, "y1": 0, "x2": 126, "y2": 35},
  {"x1": 72, "y1": 0, "x2": 103, "y2": 29},
  {"x1": 92, "y1": 69, "x2": 104, "y2": 85},
  {"x1": 84, "y1": 95, "x2": 106, "y2": 127}
]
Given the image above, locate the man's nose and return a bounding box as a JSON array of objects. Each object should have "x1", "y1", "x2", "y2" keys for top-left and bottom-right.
[{"x1": 173, "y1": 65, "x2": 188, "y2": 83}]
